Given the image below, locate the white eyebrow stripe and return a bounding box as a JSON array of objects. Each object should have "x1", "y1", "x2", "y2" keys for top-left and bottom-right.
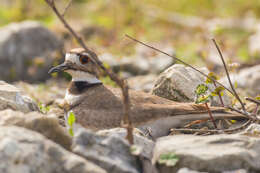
[{"x1": 65, "y1": 53, "x2": 78, "y2": 63}]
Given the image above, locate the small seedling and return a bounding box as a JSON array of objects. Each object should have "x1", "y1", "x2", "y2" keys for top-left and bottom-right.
[
  {"x1": 195, "y1": 84, "x2": 217, "y2": 129},
  {"x1": 206, "y1": 72, "x2": 224, "y2": 107},
  {"x1": 68, "y1": 111, "x2": 76, "y2": 136},
  {"x1": 38, "y1": 102, "x2": 50, "y2": 114},
  {"x1": 158, "y1": 152, "x2": 179, "y2": 167}
]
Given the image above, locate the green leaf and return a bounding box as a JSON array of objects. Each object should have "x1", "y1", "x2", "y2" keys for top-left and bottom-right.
[
  {"x1": 211, "y1": 86, "x2": 225, "y2": 97},
  {"x1": 195, "y1": 84, "x2": 208, "y2": 96},
  {"x1": 234, "y1": 81, "x2": 238, "y2": 89},
  {"x1": 255, "y1": 95, "x2": 260, "y2": 101},
  {"x1": 68, "y1": 111, "x2": 76, "y2": 126},
  {"x1": 205, "y1": 72, "x2": 219, "y2": 84},
  {"x1": 195, "y1": 94, "x2": 211, "y2": 104},
  {"x1": 68, "y1": 128, "x2": 74, "y2": 136},
  {"x1": 158, "y1": 153, "x2": 179, "y2": 167}
]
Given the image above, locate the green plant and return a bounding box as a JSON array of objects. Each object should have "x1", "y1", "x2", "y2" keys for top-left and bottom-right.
[
  {"x1": 158, "y1": 152, "x2": 179, "y2": 167},
  {"x1": 38, "y1": 102, "x2": 50, "y2": 114},
  {"x1": 67, "y1": 111, "x2": 76, "y2": 136},
  {"x1": 205, "y1": 72, "x2": 225, "y2": 107},
  {"x1": 195, "y1": 84, "x2": 217, "y2": 129}
]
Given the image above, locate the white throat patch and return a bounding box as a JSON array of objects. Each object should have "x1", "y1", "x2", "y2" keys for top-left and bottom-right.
[{"x1": 68, "y1": 70, "x2": 102, "y2": 83}]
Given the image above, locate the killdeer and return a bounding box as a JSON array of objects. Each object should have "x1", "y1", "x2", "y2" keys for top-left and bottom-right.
[{"x1": 49, "y1": 48, "x2": 241, "y2": 135}]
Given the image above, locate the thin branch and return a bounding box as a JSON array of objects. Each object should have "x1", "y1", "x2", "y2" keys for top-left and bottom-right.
[
  {"x1": 62, "y1": 0, "x2": 73, "y2": 17},
  {"x1": 226, "y1": 106, "x2": 257, "y2": 121},
  {"x1": 170, "y1": 120, "x2": 251, "y2": 135},
  {"x1": 212, "y1": 39, "x2": 246, "y2": 112},
  {"x1": 205, "y1": 102, "x2": 217, "y2": 129},
  {"x1": 213, "y1": 81, "x2": 224, "y2": 107},
  {"x1": 125, "y1": 34, "x2": 234, "y2": 97},
  {"x1": 45, "y1": 0, "x2": 134, "y2": 144},
  {"x1": 245, "y1": 97, "x2": 260, "y2": 105}
]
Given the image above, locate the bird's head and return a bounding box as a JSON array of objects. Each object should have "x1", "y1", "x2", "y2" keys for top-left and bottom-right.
[{"x1": 49, "y1": 48, "x2": 100, "y2": 83}]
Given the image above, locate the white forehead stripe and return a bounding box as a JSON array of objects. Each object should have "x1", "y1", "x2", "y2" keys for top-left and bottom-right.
[{"x1": 65, "y1": 53, "x2": 78, "y2": 63}]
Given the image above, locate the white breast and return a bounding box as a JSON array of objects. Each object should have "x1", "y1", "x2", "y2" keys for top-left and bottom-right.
[{"x1": 64, "y1": 90, "x2": 83, "y2": 105}]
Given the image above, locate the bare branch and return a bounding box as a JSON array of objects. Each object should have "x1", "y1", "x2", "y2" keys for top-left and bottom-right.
[
  {"x1": 62, "y1": 0, "x2": 73, "y2": 17},
  {"x1": 45, "y1": 0, "x2": 134, "y2": 144},
  {"x1": 125, "y1": 34, "x2": 234, "y2": 98},
  {"x1": 212, "y1": 39, "x2": 246, "y2": 112},
  {"x1": 245, "y1": 97, "x2": 260, "y2": 105},
  {"x1": 170, "y1": 120, "x2": 251, "y2": 135}
]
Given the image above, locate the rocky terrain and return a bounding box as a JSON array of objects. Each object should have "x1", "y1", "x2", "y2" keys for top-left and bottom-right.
[{"x1": 0, "y1": 21, "x2": 259, "y2": 173}]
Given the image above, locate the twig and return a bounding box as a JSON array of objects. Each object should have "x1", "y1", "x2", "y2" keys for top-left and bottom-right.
[
  {"x1": 44, "y1": 0, "x2": 134, "y2": 144},
  {"x1": 205, "y1": 102, "x2": 217, "y2": 129},
  {"x1": 170, "y1": 120, "x2": 252, "y2": 135},
  {"x1": 212, "y1": 39, "x2": 246, "y2": 112},
  {"x1": 213, "y1": 81, "x2": 224, "y2": 107},
  {"x1": 62, "y1": 0, "x2": 73, "y2": 17},
  {"x1": 125, "y1": 34, "x2": 234, "y2": 97},
  {"x1": 226, "y1": 106, "x2": 257, "y2": 121},
  {"x1": 245, "y1": 97, "x2": 260, "y2": 105}
]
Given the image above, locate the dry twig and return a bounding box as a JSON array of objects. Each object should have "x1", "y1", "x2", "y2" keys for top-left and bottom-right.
[
  {"x1": 170, "y1": 120, "x2": 252, "y2": 135},
  {"x1": 246, "y1": 97, "x2": 260, "y2": 105},
  {"x1": 212, "y1": 39, "x2": 246, "y2": 112},
  {"x1": 125, "y1": 34, "x2": 234, "y2": 97},
  {"x1": 45, "y1": 0, "x2": 134, "y2": 144},
  {"x1": 62, "y1": 0, "x2": 73, "y2": 17}
]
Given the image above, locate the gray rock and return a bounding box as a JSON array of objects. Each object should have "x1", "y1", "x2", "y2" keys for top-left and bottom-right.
[
  {"x1": 72, "y1": 128, "x2": 141, "y2": 173},
  {"x1": 177, "y1": 168, "x2": 207, "y2": 173},
  {"x1": 127, "y1": 74, "x2": 157, "y2": 92},
  {"x1": 220, "y1": 64, "x2": 260, "y2": 97},
  {"x1": 0, "y1": 81, "x2": 38, "y2": 113},
  {"x1": 97, "y1": 128, "x2": 155, "y2": 159},
  {"x1": 153, "y1": 134, "x2": 260, "y2": 173},
  {"x1": 0, "y1": 109, "x2": 71, "y2": 150},
  {"x1": 99, "y1": 45, "x2": 175, "y2": 75},
  {"x1": 97, "y1": 128, "x2": 158, "y2": 173},
  {"x1": 0, "y1": 21, "x2": 63, "y2": 82},
  {"x1": 152, "y1": 64, "x2": 231, "y2": 106},
  {"x1": 0, "y1": 126, "x2": 106, "y2": 173}
]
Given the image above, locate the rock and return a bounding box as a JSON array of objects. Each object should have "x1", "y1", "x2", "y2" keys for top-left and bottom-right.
[
  {"x1": 97, "y1": 128, "x2": 158, "y2": 173},
  {"x1": 153, "y1": 134, "x2": 260, "y2": 172},
  {"x1": 97, "y1": 128, "x2": 155, "y2": 159},
  {"x1": 127, "y1": 74, "x2": 157, "y2": 92},
  {"x1": 0, "y1": 21, "x2": 63, "y2": 82},
  {"x1": 0, "y1": 109, "x2": 71, "y2": 150},
  {"x1": 177, "y1": 168, "x2": 207, "y2": 173},
  {"x1": 152, "y1": 64, "x2": 231, "y2": 106},
  {"x1": 0, "y1": 126, "x2": 106, "y2": 173},
  {"x1": 72, "y1": 128, "x2": 142, "y2": 173},
  {"x1": 220, "y1": 64, "x2": 260, "y2": 97},
  {"x1": 99, "y1": 45, "x2": 175, "y2": 75},
  {"x1": 0, "y1": 81, "x2": 38, "y2": 113}
]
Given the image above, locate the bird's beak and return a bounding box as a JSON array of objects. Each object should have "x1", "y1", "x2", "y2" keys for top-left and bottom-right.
[{"x1": 48, "y1": 62, "x2": 70, "y2": 74}]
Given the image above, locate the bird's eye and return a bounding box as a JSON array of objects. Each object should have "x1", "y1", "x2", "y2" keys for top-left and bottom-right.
[{"x1": 79, "y1": 54, "x2": 89, "y2": 64}]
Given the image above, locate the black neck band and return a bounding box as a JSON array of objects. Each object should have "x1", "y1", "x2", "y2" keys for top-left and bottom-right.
[{"x1": 74, "y1": 81, "x2": 102, "y2": 92}]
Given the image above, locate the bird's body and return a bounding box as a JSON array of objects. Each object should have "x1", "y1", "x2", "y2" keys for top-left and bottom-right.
[{"x1": 49, "y1": 48, "x2": 242, "y2": 132}]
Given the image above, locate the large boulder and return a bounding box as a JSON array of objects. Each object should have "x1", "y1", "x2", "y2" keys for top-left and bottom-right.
[
  {"x1": 0, "y1": 109, "x2": 71, "y2": 150},
  {"x1": 72, "y1": 128, "x2": 142, "y2": 173},
  {"x1": 153, "y1": 132, "x2": 260, "y2": 172},
  {"x1": 0, "y1": 21, "x2": 63, "y2": 82},
  {"x1": 152, "y1": 64, "x2": 231, "y2": 106},
  {"x1": 0, "y1": 81, "x2": 38, "y2": 113},
  {"x1": 0, "y1": 126, "x2": 106, "y2": 173}
]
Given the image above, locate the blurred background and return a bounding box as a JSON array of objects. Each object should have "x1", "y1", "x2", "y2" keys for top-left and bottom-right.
[{"x1": 0, "y1": 0, "x2": 259, "y2": 104}]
